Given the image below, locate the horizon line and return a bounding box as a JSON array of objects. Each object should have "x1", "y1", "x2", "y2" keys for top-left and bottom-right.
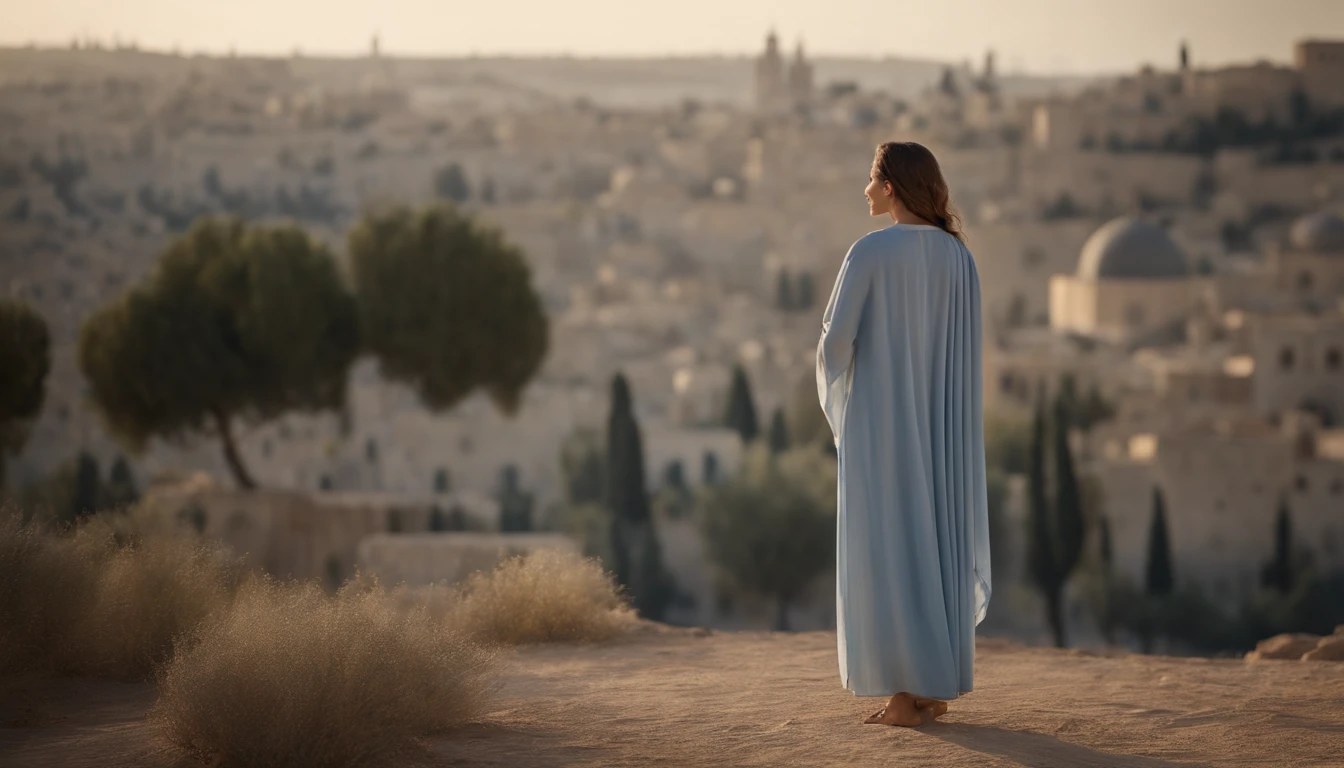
[{"x1": 0, "y1": 39, "x2": 1177, "y2": 80}]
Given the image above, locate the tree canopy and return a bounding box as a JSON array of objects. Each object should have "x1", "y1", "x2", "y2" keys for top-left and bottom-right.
[
  {"x1": 348, "y1": 203, "x2": 548, "y2": 415},
  {"x1": 723, "y1": 364, "x2": 759, "y2": 443},
  {"x1": 0, "y1": 298, "x2": 50, "y2": 488},
  {"x1": 700, "y1": 444, "x2": 836, "y2": 630},
  {"x1": 78, "y1": 217, "x2": 359, "y2": 488}
]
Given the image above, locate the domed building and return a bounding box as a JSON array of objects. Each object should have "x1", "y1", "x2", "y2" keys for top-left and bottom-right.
[
  {"x1": 1049, "y1": 216, "x2": 1207, "y2": 343},
  {"x1": 1269, "y1": 210, "x2": 1344, "y2": 298}
]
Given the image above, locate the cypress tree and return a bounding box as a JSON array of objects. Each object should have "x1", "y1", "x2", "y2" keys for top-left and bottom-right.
[
  {"x1": 1096, "y1": 512, "x2": 1117, "y2": 644},
  {"x1": 498, "y1": 464, "x2": 534, "y2": 532},
  {"x1": 1098, "y1": 513, "x2": 1113, "y2": 569},
  {"x1": 72, "y1": 451, "x2": 100, "y2": 519},
  {"x1": 606, "y1": 373, "x2": 647, "y2": 590},
  {"x1": 1024, "y1": 387, "x2": 1088, "y2": 648},
  {"x1": 776, "y1": 269, "x2": 795, "y2": 312},
  {"x1": 1053, "y1": 396, "x2": 1086, "y2": 582},
  {"x1": 429, "y1": 505, "x2": 447, "y2": 532},
  {"x1": 767, "y1": 407, "x2": 790, "y2": 454},
  {"x1": 105, "y1": 455, "x2": 139, "y2": 509},
  {"x1": 724, "y1": 364, "x2": 759, "y2": 443},
  {"x1": 433, "y1": 467, "x2": 451, "y2": 494},
  {"x1": 1145, "y1": 487, "x2": 1174, "y2": 596},
  {"x1": 606, "y1": 374, "x2": 649, "y2": 526},
  {"x1": 702, "y1": 450, "x2": 720, "y2": 485},
  {"x1": 1261, "y1": 497, "x2": 1294, "y2": 592},
  {"x1": 604, "y1": 373, "x2": 673, "y2": 618},
  {"x1": 796, "y1": 271, "x2": 816, "y2": 311},
  {"x1": 1025, "y1": 394, "x2": 1056, "y2": 615}
]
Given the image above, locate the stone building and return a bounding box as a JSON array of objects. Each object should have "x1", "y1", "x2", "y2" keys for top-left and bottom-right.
[
  {"x1": 1268, "y1": 210, "x2": 1344, "y2": 300},
  {"x1": 1048, "y1": 216, "x2": 1210, "y2": 344},
  {"x1": 754, "y1": 30, "x2": 813, "y2": 116},
  {"x1": 1031, "y1": 38, "x2": 1344, "y2": 151}
]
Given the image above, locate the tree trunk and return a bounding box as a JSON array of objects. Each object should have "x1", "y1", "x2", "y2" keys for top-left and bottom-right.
[
  {"x1": 214, "y1": 410, "x2": 257, "y2": 489},
  {"x1": 775, "y1": 596, "x2": 790, "y2": 632},
  {"x1": 1046, "y1": 587, "x2": 1067, "y2": 648}
]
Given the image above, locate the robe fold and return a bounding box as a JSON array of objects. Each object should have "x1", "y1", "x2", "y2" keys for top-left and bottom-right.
[{"x1": 816, "y1": 222, "x2": 991, "y2": 700}]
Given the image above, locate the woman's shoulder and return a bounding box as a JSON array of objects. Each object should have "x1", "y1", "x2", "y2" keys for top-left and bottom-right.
[{"x1": 851, "y1": 224, "x2": 954, "y2": 255}]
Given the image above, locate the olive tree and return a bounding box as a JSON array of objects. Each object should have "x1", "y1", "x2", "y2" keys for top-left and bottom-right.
[
  {"x1": 79, "y1": 217, "x2": 359, "y2": 488},
  {"x1": 348, "y1": 203, "x2": 548, "y2": 415}
]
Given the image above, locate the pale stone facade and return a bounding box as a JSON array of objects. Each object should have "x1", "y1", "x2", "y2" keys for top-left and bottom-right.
[
  {"x1": 141, "y1": 479, "x2": 501, "y2": 587},
  {"x1": 356, "y1": 532, "x2": 580, "y2": 588},
  {"x1": 1048, "y1": 216, "x2": 1210, "y2": 344}
]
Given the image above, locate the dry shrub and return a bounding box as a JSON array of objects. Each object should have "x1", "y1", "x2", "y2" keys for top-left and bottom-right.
[
  {"x1": 153, "y1": 578, "x2": 499, "y2": 768},
  {"x1": 453, "y1": 548, "x2": 635, "y2": 644},
  {"x1": 0, "y1": 507, "x2": 242, "y2": 679}
]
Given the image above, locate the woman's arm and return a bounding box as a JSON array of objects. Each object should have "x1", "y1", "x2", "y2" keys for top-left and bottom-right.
[{"x1": 818, "y1": 243, "x2": 874, "y2": 382}]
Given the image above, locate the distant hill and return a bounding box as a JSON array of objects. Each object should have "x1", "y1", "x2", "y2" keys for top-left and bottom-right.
[{"x1": 0, "y1": 47, "x2": 1099, "y2": 109}]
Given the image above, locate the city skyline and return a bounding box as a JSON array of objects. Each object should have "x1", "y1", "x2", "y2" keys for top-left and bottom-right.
[{"x1": 3, "y1": 0, "x2": 1343, "y2": 75}]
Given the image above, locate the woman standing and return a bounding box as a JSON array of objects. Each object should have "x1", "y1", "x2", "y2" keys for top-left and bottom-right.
[{"x1": 817, "y1": 142, "x2": 991, "y2": 727}]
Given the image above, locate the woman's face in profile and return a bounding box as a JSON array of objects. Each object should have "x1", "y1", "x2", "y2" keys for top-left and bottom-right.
[{"x1": 864, "y1": 165, "x2": 892, "y2": 218}]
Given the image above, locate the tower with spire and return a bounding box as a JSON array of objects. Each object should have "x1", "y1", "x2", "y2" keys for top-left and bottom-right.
[
  {"x1": 756, "y1": 30, "x2": 812, "y2": 115},
  {"x1": 755, "y1": 29, "x2": 785, "y2": 113},
  {"x1": 788, "y1": 39, "x2": 814, "y2": 110}
]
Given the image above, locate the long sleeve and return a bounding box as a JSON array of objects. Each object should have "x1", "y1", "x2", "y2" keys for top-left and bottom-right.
[{"x1": 816, "y1": 242, "x2": 874, "y2": 446}]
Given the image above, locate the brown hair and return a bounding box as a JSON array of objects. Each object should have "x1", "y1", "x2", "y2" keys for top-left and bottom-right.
[{"x1": 872, "y1": 141, "x2": 965, "y2": 243}]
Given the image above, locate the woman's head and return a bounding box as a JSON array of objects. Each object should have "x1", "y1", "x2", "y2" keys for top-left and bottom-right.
[{"x1": 865, "y1": 141, "x2": 964, "y2": 243}]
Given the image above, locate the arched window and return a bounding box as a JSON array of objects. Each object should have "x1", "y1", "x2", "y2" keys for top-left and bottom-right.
[
  {"x1": 1298, "y1": 270, "x2": 1314, "y2": 292},
  {"x1": 1280, "y1": 346, "x2": 1295, "y2": 371},
  {"x1": 1326, "y1": 347, "x2": 1342, "y2": 372}
]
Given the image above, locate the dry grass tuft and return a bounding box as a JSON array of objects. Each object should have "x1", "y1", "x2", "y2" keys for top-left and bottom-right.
[
  {"x1": 0, "y1": 507, "x2": 242, "y2": 680},
  {"x1": 453, "y1": 548, "x2": 635, "y2": 645},
  {"x1": 153, "y1": 578, "x2": 500, "y2": 768}
]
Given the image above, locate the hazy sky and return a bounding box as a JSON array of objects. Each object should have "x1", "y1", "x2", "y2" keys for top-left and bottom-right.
[{"x1": 4, "y1": 0, "x2": 1343, "y2": 74}]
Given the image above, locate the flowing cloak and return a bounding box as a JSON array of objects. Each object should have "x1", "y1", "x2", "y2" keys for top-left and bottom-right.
[{"x1": 816, "y1": 222, "x2": 991, "y2": 700}]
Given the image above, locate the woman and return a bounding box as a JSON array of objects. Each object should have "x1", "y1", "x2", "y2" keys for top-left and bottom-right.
[{"x1": 817, "y1": 141, "x2": 991, "y2": 727}]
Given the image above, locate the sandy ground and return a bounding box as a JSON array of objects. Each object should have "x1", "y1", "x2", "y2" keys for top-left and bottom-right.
[{"x1": 3, "y1": 623, "x2": 1343, "y2": 767}]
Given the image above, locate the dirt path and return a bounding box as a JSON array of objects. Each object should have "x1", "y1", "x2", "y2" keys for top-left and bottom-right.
[{"x1": 4, "y1": 626, "x2": 1343, "y2": 767}]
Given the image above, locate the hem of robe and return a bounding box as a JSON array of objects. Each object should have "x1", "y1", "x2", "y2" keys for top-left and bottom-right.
[{"x1": 844, "y1": 686, "x2": 972, "y2": 700}]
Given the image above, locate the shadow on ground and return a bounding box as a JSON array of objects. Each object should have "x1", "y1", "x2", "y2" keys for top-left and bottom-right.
[{"x1": 924, "y1": 722, "x2": 1217, "y2": 768}]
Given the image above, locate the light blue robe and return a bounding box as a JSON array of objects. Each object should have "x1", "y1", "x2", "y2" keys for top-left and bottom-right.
[{"x1": 816, "y1": 222, "x2": 991, "y2": 700}]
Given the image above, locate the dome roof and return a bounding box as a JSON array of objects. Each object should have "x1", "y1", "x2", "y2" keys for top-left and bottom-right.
[
  {"x1": 1077, "y1": 217, "x2": 1189, "y2": 280},
  {"x1": 1288, "y1": 211, "x2": 1344, "y2": 254}
]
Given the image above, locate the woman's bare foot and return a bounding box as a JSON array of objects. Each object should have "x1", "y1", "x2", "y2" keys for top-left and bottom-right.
[
  {"x1": 910, "y1": 695, "x2": 949, "y2": 720},
  {"x1": 863, "y1": 692, "x2": 923, "y2": 726}
]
